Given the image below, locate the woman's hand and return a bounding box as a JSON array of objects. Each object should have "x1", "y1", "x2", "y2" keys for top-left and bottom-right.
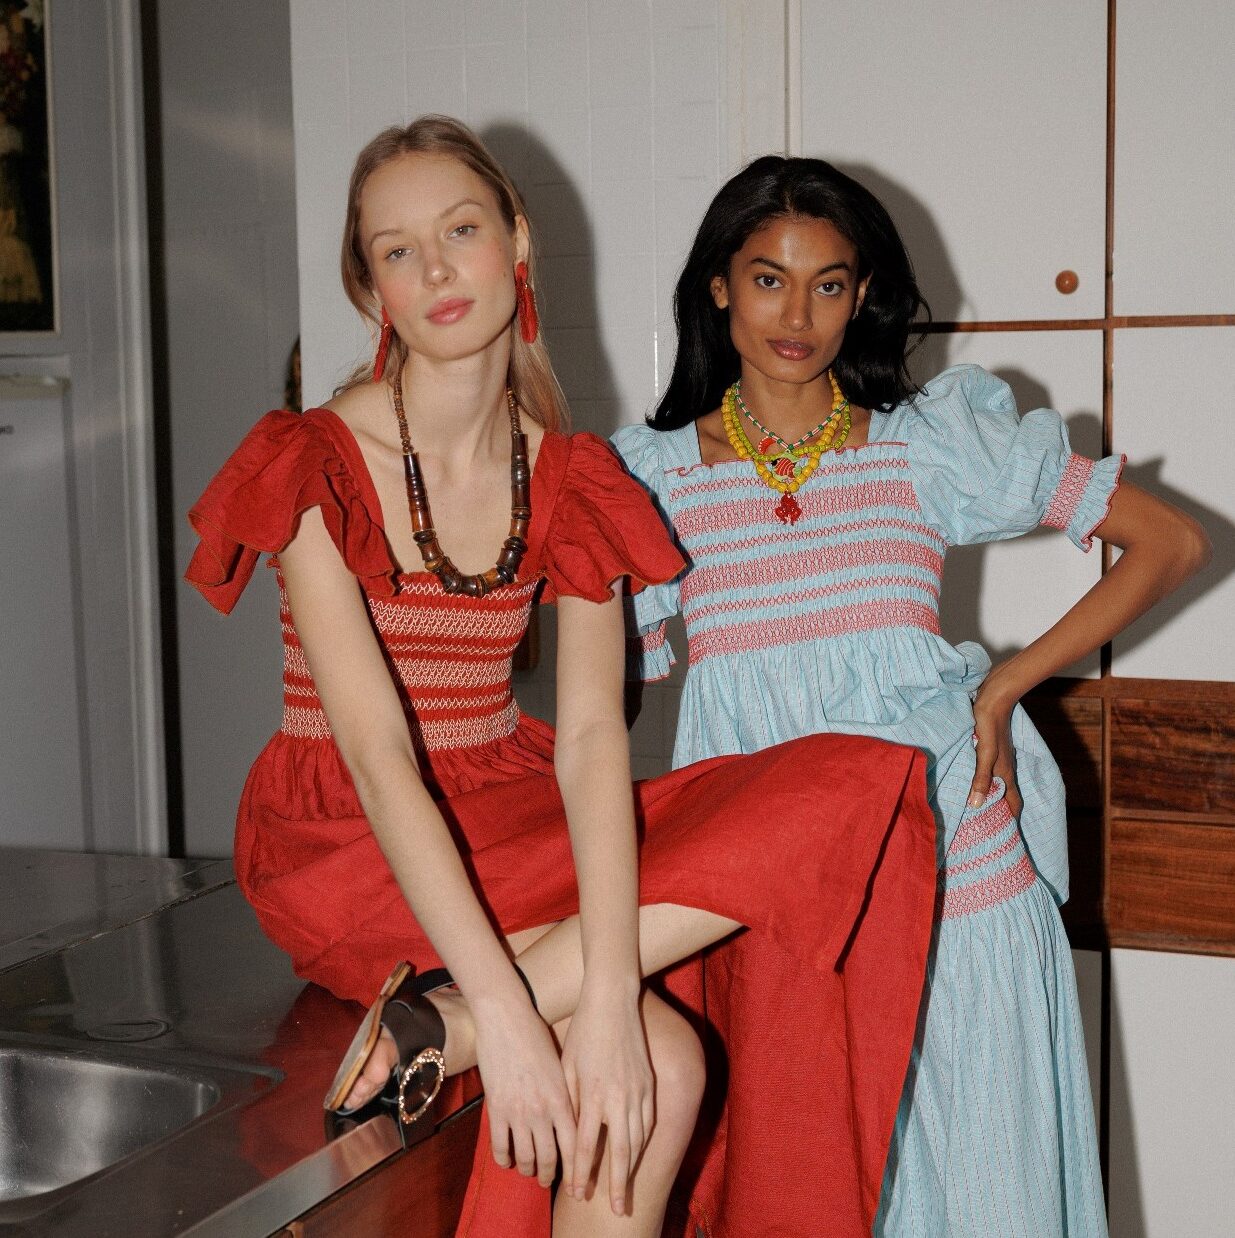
[
  {"x1": 970, "y1": 676, "x2": 1024, "y2": 819},
  {"x1": 473, "y1": 995, "x2": 577, "y2": 1189},
  {"x1": 561, "y1": 982, "x2": 654, "y2": 1215}
]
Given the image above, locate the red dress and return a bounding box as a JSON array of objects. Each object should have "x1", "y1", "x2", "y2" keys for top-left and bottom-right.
[{"x1": 186, "y1": 408, "x2": 937, "y2": 1237}]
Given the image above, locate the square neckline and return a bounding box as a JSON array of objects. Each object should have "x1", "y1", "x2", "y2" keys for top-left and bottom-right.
[{"x1": 307, "y1": 405, "x2": 555, "y2": 582}]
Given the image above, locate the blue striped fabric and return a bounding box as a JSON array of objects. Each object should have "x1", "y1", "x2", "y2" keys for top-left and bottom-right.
[{"x1": 614, "y1": 365, "x2": 1114, "y2": 1236}]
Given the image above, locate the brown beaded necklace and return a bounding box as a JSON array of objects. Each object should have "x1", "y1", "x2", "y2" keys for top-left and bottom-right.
[{"x1": 391, "y1": 367, "x2": 531, "y2": 597}]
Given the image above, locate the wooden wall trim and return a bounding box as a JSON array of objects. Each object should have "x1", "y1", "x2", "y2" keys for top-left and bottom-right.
[{"x1": 920, "y1": 313, "x2": 1235, "y2": 334}]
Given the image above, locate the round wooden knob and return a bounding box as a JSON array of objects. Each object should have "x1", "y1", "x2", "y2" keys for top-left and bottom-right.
[{"x1": 1055, "y1": 269, "x2": 1079, "y2": 294}]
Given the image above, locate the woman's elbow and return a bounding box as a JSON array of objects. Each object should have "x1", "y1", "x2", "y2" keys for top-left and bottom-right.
[{"x1": 1171, "y1": 509, "x2": 1212, "y2": 580}]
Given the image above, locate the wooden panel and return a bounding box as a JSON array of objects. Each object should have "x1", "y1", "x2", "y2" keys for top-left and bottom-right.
[
  {"x1": 1024, "y1": 690, "x2": 1105, "y2": 942},
  {"x1": 1110, "y1": 697, "x2": 1235, "y2": 817},
  {"x1": 282, "y1": 1102, "x2": 482, "y2": 1238},
  {"x1": 1024, "y1": 692, "x2": 1104, "y2": 812},
  {"x1": 1107, "y1": 820, "x2": 1235, "y2": 953}
]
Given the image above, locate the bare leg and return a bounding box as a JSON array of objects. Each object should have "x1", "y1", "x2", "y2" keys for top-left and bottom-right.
[
  {"x1": 344, "y1": 903, "x2": 736, "y2": 1102},
  {"x1": 435, "y1": 903, "x2": 737, "y2": 1074},
  {"x1": 552, "y1": 991, "x2": 705, "y2": 1237}
]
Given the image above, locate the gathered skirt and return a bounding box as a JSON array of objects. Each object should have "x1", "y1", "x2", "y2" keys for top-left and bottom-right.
[{"x1": 235, "y1": 718, "x2": 937, "y2": 1237}]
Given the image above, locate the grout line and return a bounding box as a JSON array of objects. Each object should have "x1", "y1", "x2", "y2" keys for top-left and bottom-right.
[{"x1": 783, "y1": 0, "x2": 801, "y2": 155}]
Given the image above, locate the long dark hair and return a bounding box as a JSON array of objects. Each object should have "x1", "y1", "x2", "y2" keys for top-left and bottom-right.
[{"x1": 652, "y1": 155, "x2": 928, "y2": 429}]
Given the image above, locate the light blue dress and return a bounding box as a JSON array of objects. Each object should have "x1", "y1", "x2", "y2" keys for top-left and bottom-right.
[{"x1": 614, "y1": 365, "x2": 1115, "y2": 1237}]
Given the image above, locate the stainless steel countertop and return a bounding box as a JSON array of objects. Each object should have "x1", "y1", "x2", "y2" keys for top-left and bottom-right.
[
  {"x1": 0, "y1": 849, "x2": 233, "y2": 972},
  {"x1": 0, "y1": 852, "x2": 474, "y2": 1236}
]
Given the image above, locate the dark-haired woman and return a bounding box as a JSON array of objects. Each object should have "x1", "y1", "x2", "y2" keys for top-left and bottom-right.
[
  {"x1": 188, "y1": 121, "x2": 937, "y2": 1236},
  {"x1": 615, "y1": 155, "x2": 1209, "y2": 1236}
]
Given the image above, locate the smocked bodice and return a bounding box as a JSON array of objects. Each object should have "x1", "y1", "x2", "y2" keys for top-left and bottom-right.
[{"x1": 278, "y1": 573, "x2": 540, "y2": 751}]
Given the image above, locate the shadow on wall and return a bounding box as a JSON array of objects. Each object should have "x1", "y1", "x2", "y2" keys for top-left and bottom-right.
[
  {"x1": 480, "y1": 122, "x2": 618, "y2": 437},
  {"x1": 838, "y1": 161, "x2": 1232, "y2": 670},
  {"x1": 1108, "y1": 458, "x2": 1233, "y2": 659}
]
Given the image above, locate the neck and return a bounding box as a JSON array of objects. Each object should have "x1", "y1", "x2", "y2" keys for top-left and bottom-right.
[
  {"x1": 737, "y1": 367, "x2": 836, "y2": 437},
  {"x1": 397, "y1": 339, "x2": 513, "y2": 467}
]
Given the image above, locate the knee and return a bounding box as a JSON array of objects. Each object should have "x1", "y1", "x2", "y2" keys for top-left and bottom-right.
[{"x1": 650, "y1": 1015, "x2": 706, "y2": 1130}]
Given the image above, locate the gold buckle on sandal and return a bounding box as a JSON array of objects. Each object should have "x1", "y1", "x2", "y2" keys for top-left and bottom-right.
[{"x1": 396, "y1": 1047, "x2": 446, "y2": 1126}]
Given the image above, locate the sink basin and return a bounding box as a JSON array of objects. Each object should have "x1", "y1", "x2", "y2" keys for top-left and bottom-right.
[{"x1": 0, "y1": 1046, "x2": 222, "y2": 1202}]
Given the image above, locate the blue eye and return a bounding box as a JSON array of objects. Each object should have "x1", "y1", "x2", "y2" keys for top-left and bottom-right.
[
  {"x1": 385, "y1": 246, "x2": 410, "y2": 262},
  {"x1": 451, "y1": 223, "x2": 478, "y2": 237}
]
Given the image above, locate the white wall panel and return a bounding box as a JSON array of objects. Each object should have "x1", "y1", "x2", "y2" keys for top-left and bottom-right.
[
  {"x1": 1114, "y1": 0, "x2": 1235, "y2": 316},
  {"x1": 1108, "y1": 949, "x2": 1235, "y2": 1237},
  {"x1": 0, "y1": 380, "x2": 86, "y2": 848},
  {"x1": 911, "y1": 331, "x2": 1106, "y2": 677},
  {"x1": 799, "y1": 1, "x2": 1107, "y2": 322},
  {"x1": 1110, "y1": 328, "x2": 1235, "y2": 680},
  {"x1": 1072, "y1": 948, "x2": 1103, "y2": 1126}
]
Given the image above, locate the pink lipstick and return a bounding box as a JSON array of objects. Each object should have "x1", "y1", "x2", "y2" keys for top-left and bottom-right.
[{"x1": 426, "y1": 297, "x2": 474, "y2": 325}]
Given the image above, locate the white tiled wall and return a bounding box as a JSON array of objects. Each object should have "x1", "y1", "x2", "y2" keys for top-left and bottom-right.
[{"x1": 291, "y1": 0, "x2": 728, "y2": 438}]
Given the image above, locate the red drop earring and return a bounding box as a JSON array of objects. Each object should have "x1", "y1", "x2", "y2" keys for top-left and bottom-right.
[
  {"x1": 514, "y1": 261, "x2": 539, "y2": 344},
  {"x1": 373, "y1": 307, "x2": 394, "y2": 382}
]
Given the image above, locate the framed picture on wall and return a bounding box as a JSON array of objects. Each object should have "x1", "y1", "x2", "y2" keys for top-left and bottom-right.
[{"x1": 0, "y1": 0, "x2": 54, "y2": 334}]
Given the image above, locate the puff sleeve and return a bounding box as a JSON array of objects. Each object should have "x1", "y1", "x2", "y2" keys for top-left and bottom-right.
[
  {"x1": 907, "y1": 365, "x2": 1124, "y2": 551},
  {"x1": 185, "y1": 409, "x2": 396, "y2": 613},
  {"x1": 539, "y1": 432, "x2": 685, "y2": 626},
  {"x1": 610, "y1": 424, "x2": 684, "y2": 682}
]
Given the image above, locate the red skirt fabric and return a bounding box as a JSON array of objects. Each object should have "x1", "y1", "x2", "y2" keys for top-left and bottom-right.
[{"x1": 235, "y1": 716, "x2": 936, "y2": 1236}]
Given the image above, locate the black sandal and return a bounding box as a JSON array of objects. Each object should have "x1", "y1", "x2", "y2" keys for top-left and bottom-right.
[{"x1": 323, "y1": 961, "x2": 452, "y2": 1133}]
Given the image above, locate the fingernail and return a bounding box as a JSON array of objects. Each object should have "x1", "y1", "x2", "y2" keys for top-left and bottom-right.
[{"x1": 968, "y1": 791, "x2": 984, "y2": 808}]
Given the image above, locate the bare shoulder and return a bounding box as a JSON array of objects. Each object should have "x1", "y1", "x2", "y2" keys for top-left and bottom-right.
[{"x1": 323, "y1": 381, "x2": 397, "y2": 455}]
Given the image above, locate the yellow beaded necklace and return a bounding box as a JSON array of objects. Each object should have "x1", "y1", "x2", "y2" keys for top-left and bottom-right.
[{"x1": 721, "y1": 370, "x2": 851, "y2": 524}]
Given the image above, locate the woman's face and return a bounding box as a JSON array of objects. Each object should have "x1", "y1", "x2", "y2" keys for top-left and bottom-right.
[
  {"x1": 359, "y1": 152, "x2": 527, "y2": 364},
  {"x1": 711, "y1": 213, "x2": 868, "y2": 389}
]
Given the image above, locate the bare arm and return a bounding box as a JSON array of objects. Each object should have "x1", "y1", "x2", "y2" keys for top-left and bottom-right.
[
  {"x1": 553, "y1": 587, "x2": 652, "y2": 1210},
  {"x1": 971, "y1": 481, "x2": 1212, "y2": 811},
  {"x1": 554, "y1": 589, "x2": 642, "y2": 998},
  {"x1": 279, "y1": 509, "x2": 574, "y2": 1182},
  {"x1": 280, "y1": 508, "x2": 526, "y2": 1007}
]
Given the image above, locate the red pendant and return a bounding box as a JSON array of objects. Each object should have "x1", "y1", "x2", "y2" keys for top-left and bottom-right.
[
  {"x1": 758, "y1": 435, "x2": 777, "y2": 456},
  {"x1": 774, "y1": 493, "x2": 802, "y2": 524},
  {"x1": 773, "y1": 456, "x2": 797, "y2": 478}
]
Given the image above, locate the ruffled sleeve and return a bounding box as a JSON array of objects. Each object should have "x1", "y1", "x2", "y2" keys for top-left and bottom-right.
[
  {"x1": 610, "y1": 425, "x2": 684, "y2": 682},
  {"x1": 906, "y1": 365, "x2": 1124, "y2": 551},
  {"x1": 539, "y1": 432, "x2": 685, "y2": 626},
  {"x1": 185, "y1": 409, "x2": 396, "y2": 613}
]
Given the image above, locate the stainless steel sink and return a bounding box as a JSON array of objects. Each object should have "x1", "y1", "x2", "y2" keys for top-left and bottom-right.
[{"x1": 0, "y1": 1045, "x2": 223, "y2": 1203}]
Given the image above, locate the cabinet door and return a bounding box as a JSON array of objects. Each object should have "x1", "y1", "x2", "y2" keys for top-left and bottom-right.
[
  {"x1": 1109, "y1": 949, "x2": 1235, "y2": 1236},
  {"x1": 911, "y1": 330, "x2": 1106, "y2": 677},
  {"x1": 798, "y1": 2, "x2": 1107, "y2": 322},
  {"x1": 1114, "y1": 0, "x2": 1235, "y2": 316},
  {"x1": 0, "y1": 379, "x2": 87, "y2": 848},
  {"x1": 1111, "y1": 327, "x2": 1235, "y2": 680}
]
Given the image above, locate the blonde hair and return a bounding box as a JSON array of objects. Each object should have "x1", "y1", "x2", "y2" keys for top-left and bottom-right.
[{"x1": 338, "y1": 115, "x2": 568, "y2": 432}]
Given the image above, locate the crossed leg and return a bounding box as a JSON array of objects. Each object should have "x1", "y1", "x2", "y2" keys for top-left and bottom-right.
[{"x1": 342, "y1": 904, "x2": 735, "y2": 1235}]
